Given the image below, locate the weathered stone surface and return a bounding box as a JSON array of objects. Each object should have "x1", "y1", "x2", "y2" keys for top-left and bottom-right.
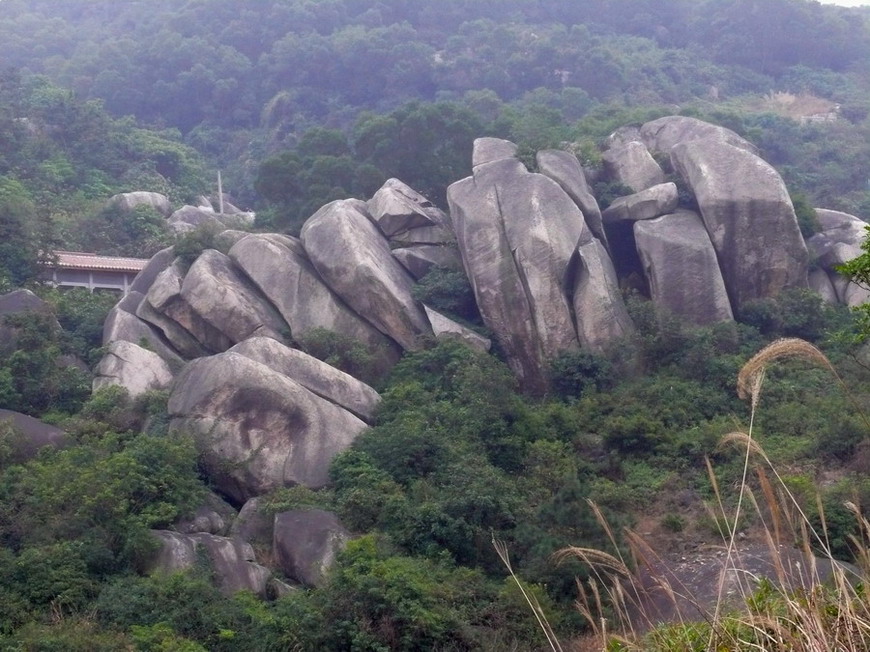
[
  {"x1": 228, "y1": 234, "x2": 400, "y2": 358},
  {"x1": 0, "y1": 409, "x2": 68, "y2": 463},
  {"x1": 300, "y1": 199, "x2": 431, "y2": 351},
  {"x1": 640, "y1": 116, "x2": 757, "y2": 155},
  {"x1": 93, "y1": 340, "x2": 174, "y2": 398},
  {"x1": 536, "y1": 149, "x2": 608, "y2": 248},
  {"x1": 604, "y1": 125, "x2": 643, "y2": 150},
  {"x1": 809, "y1": 269, "x2": 839, "y2": 304},
  {"x1": 103, "y1": 292, "x2": 184, "y2": 366},
  {"x1": 807, "y1": 209, "x2": 867, "y2": 270},
  {"x1": 602, "y1": 182, "x2": 679, "y2": 224},
  {"x1": 273, "y1": 510, "x2": 350, "y2": 588},
  {"x1": 602, "y1": 141, "x2": 666, "y2": 193},
  {"x1": 634, "y1": 210, "x2": 734, "y2": 325},
  {"x1": 367, "y1": 178, "x2": 448, "y2": 237},
  {"x1": 213, "y1": 229, "x2": 249, "y2": 250},
  {"x1": 229, "y1": 337, "x2": 380, "y2": 423},
  {"x1": 175, "y1": 492, "x2": 237, "y2": 536},
  {"x1": 168, "y1": 352, "x2": 367, "y2": 503},
  {"x1": 392, "y1": 245, "x2": 462, "y2": 280},
  {"x1": 448, "y1": 158, "x2": 568, "y2": 394},
  {"x1": 472, "y1": 137, "x2": 518, "y2": 168},
  {"x1": 573, "y1": 239, "x2": 635, "y2": 354},
  {"x1": 230, "y1": 497, "x2": 273, "y2": 545},
  {"x1": 168, "y1": 205, "x2": 225, "y2": 231},
  {"x1": 671, "y1": 139, "x2": 808, "y2": 310},
  {"x1": 109, "y1": 191, "x2": 172, "y2": 217},
  {"x1": 138, "y1": 262, "x2": 225, "y2": 356},
  {"x1": 129, "y1": 247, "x2": 175, "y2": 295},
  {"x1": 423, "y1": 306, "x2": 491, "y2": 353},
  {"x1": 387, "y1": 224, "x2": 455, "y2": 245},
  {"x1": 149, "y1": 530, "x2": 271, "y2": 597},
  {"x1": 181, "y1": 249, "x2": 289, "y2": 346}
]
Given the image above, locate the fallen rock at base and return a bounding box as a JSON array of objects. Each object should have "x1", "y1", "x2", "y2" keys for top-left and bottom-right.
[
  {"x1": 301, "y1": 199, "x2": 431, "y2": 352},
  {"x1": 634, "y1": 210, "x2": 734, "y2": 325},
  {"x1": 640, "y1": 115, "x2": 758, "y2": 155},
  {"x1": 181, "y1": 249, "x2": 289, "y2": 346},
  {"x1": 168, "y1": 352, "x2": 367, "y2": 503},
  {"x1": 229, "y1": 337, "x2": 381, "y2": 423},
  {"x1": 472, "y1": 137, "x2": 518, "y2": 168},
  {"x1": 392, "y1": 245, "x2": 462, "y2": 280},
  {"x1": 175, "y1": 492, "x2": 237, "y2": 536},
  {"x1": 671, "y1": 139, "x2": 808, "y2": 310},
  {"x1": 423, "y1": 306, "x2": 491, "y2": 353},
  {"x1": 109, "y1": 191, "x2": 172, "y2": 217},
  {"x1": 93, "y1": 340, "x2": 174, "y2": 398},
  {"x1": 367, "y1": 178, "x2": 448, "y2": 237},
  {"x1": 536, "y1": 149, "x2": 608, "y2": 248},
  {"x1": 228, "y1": 234, "x2": 399, "y2": 358},
  {"x1": 602, "y1": 182, "x2": 679, "y2": 224},
  {"x1": 602, "y1": 141, "x2": 666, "y2": 193},
  {"x1": 148, "y1": 530, "x2": 271, "y2": 597},
  {"x1": 573, "y1": 239, "x2": 635, "y2": 354},
  {"x1": 0, "y1": 409, "x2": 68, "y2": 463},
  {"x1": 273, "y1": 510, "x2": 351, "y2": 588}
]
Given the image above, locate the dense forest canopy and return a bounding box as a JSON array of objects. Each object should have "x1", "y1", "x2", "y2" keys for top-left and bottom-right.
[{"x1": 0, "y1": 1, "x2": 869, "y2": 649}]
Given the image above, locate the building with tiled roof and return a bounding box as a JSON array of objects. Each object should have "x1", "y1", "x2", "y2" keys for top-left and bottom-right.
[{"x1": 45, "y1": 251, "x2": 149, "y2": 294}]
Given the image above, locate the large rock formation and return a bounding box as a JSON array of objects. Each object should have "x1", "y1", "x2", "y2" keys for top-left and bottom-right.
[
  {"x1": 602, "y1": 141, "x2": 665, "y2": 193},
  {"x1": 634, "y1": 210, "x2": 734, "y2": 325},
  {"x1": 670, "y1": 138, "x2": 808, "y2": 310},
  {"x1": 108, "y1": 191, "x2": 172, "y2": 217},
  {"x1": 93, "y1": 340, "x2": 174, "y2": 398},
  {"x1": 301, "y1": 199, "x2": 431, "y2": 351},
  {"x1": 272, "y1": 509, "x2": 351, "y2": 588},
  {"x1": 640, "y1": 116, "x2": 758, "y2": 155},
  {"x1": 168, "y1": 352, "x2": 367, "y2": 503}
]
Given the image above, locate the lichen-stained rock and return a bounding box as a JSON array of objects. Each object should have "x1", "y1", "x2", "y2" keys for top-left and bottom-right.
[
  {"x1": 102, "y1": 297, "x2": 184, "y2": 367},
  {"x1": 148, "y1": 530, "x2": 271, "y2": 597},
  {"x1": 228, "y1": 233, "x2": 400, "y2": 358},
  {"x1": 392, "y1": 245, "x2": 462, "y2": 280},
  {"x1": 168, "y1": 352, "x2": 367, "y2": 503},
  {"x1": 273, "y1": 510, "x2": 351, "y2": 588},
  {"x1": 129, "y1": 246, "x2": 175, "y2": 295},
  {"x1": 602, "y1": 141, "x2": 666, "y2": 193},
  {"x1": 602, "y1": 182, "x2": 679, "y2": 224},
  {"x1": 108, "y1": 191, "x2": 172, "y2": 217},
  {"x1": 181, "y1": 249, "x2": 289, "y2": 346},
  {"x1": 640, "y1": 116, "x2": 757, "y2": 155},
  {"x1": 300, "y1": 199, "x2": 431, "y2": 351},
  {"x1": 671, "y1": 139, "x2": 808, "y2": 310},
  {"x1": 138, "y1": 261, "x2": 227, "y2": 356},
  {"x1": 634, "y1": 210, "x2": 734, "y2": 325},
  {"x1": 93, "y1": 340, "x2": 174, "y2": 398},
  {"x1": 536, "y1": 149, "x2": 608, "y2": 248},
  {"x1": 423, "y1": 306, "x2": 491, "y2": 353},
  {"x1": 472, "y1": 137, "x2": 518, "y2": 168},
  {"x1": 572, "y1": 238, "x2": 635, "y2": 354},
  {"x1": 229, "y1": 337, "x2": 380, "y2": 423},
  {"x1": 367, "y1": 178, "x2": 448, "y2": 237}
]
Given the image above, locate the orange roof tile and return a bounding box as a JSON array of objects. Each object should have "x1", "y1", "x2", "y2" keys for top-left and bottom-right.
[{"x1": 50, "y1": 251, "x2": 149, "y2": 273}]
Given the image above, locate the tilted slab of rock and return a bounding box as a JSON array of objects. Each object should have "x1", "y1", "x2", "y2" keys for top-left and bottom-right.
[
  {"x1": 273, "y1": 509, "x2": 351, "y2": 588},
  {"x1": 640, "y1": 116, "x2": 757, "y2": 155},
  {"x1": 809, "y1": 269, "x2": 839, "y2": 305},
  {"x1": 392, "y1": 245, "x2": 462, "y2": 280},
  {"x1": 169, "y1": 352, "x2": 367, "y2": 503},
  {"x1": 108, "y1": 191, "x2": 172, "y2": 217},
  {"x1": 148, "y1": 530, "x2": 271, "y2": 597},
  {"x1": 536, "y1": 149, "x2": 608, "y2": 248},
  {"x1": 129, "y1": 247, "x2": 174, "y2": 295},
  {"x1": 448, "y1": 159, "x2": 551, "y2": 394},
  {"x1": 93, "y1": 340, "x2": 174, "y2": 398},
  {"x1": 367, "y1": 178, "x2": 448, "y2": 237},
  {"x1": 229, "y1": 337, "x2": 380, "y2": 423},
  {"x1": 181, "y1": 249, "x2": 289, "y2": 346},
  {"x1": 634, "y1": 210, "x2": 734, "y2": 325},
  {"x1": 102, "y1": 300, "x2": 184, "y2": 367},
  {"x1": 300, "y1": 199, "x2": 431, "y2": 351},
  {"x1": 602, "y1": 182, "x2": 679, "y2": 224},
  {"x1": 423, "y1": 305, "x2": 491, "y2": 353},
  {"x1": 671, "y1": 139, "x2": 808, "y2": 310},
  {"x1": 472, "y1": 137, "x2": 518, "y2": 168},
  {"x1": 602, "y1": 141, "x2": 666, "y2": 193},
  {"x1": 572, "y1": 239, "x2": 635, "y2": 354},
  {"x1": 228, "y1": 233, "x2": 400, "y2": 358},
  {"x1": 139, "y1": 261, "x2": 229, "y2": 356}
]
